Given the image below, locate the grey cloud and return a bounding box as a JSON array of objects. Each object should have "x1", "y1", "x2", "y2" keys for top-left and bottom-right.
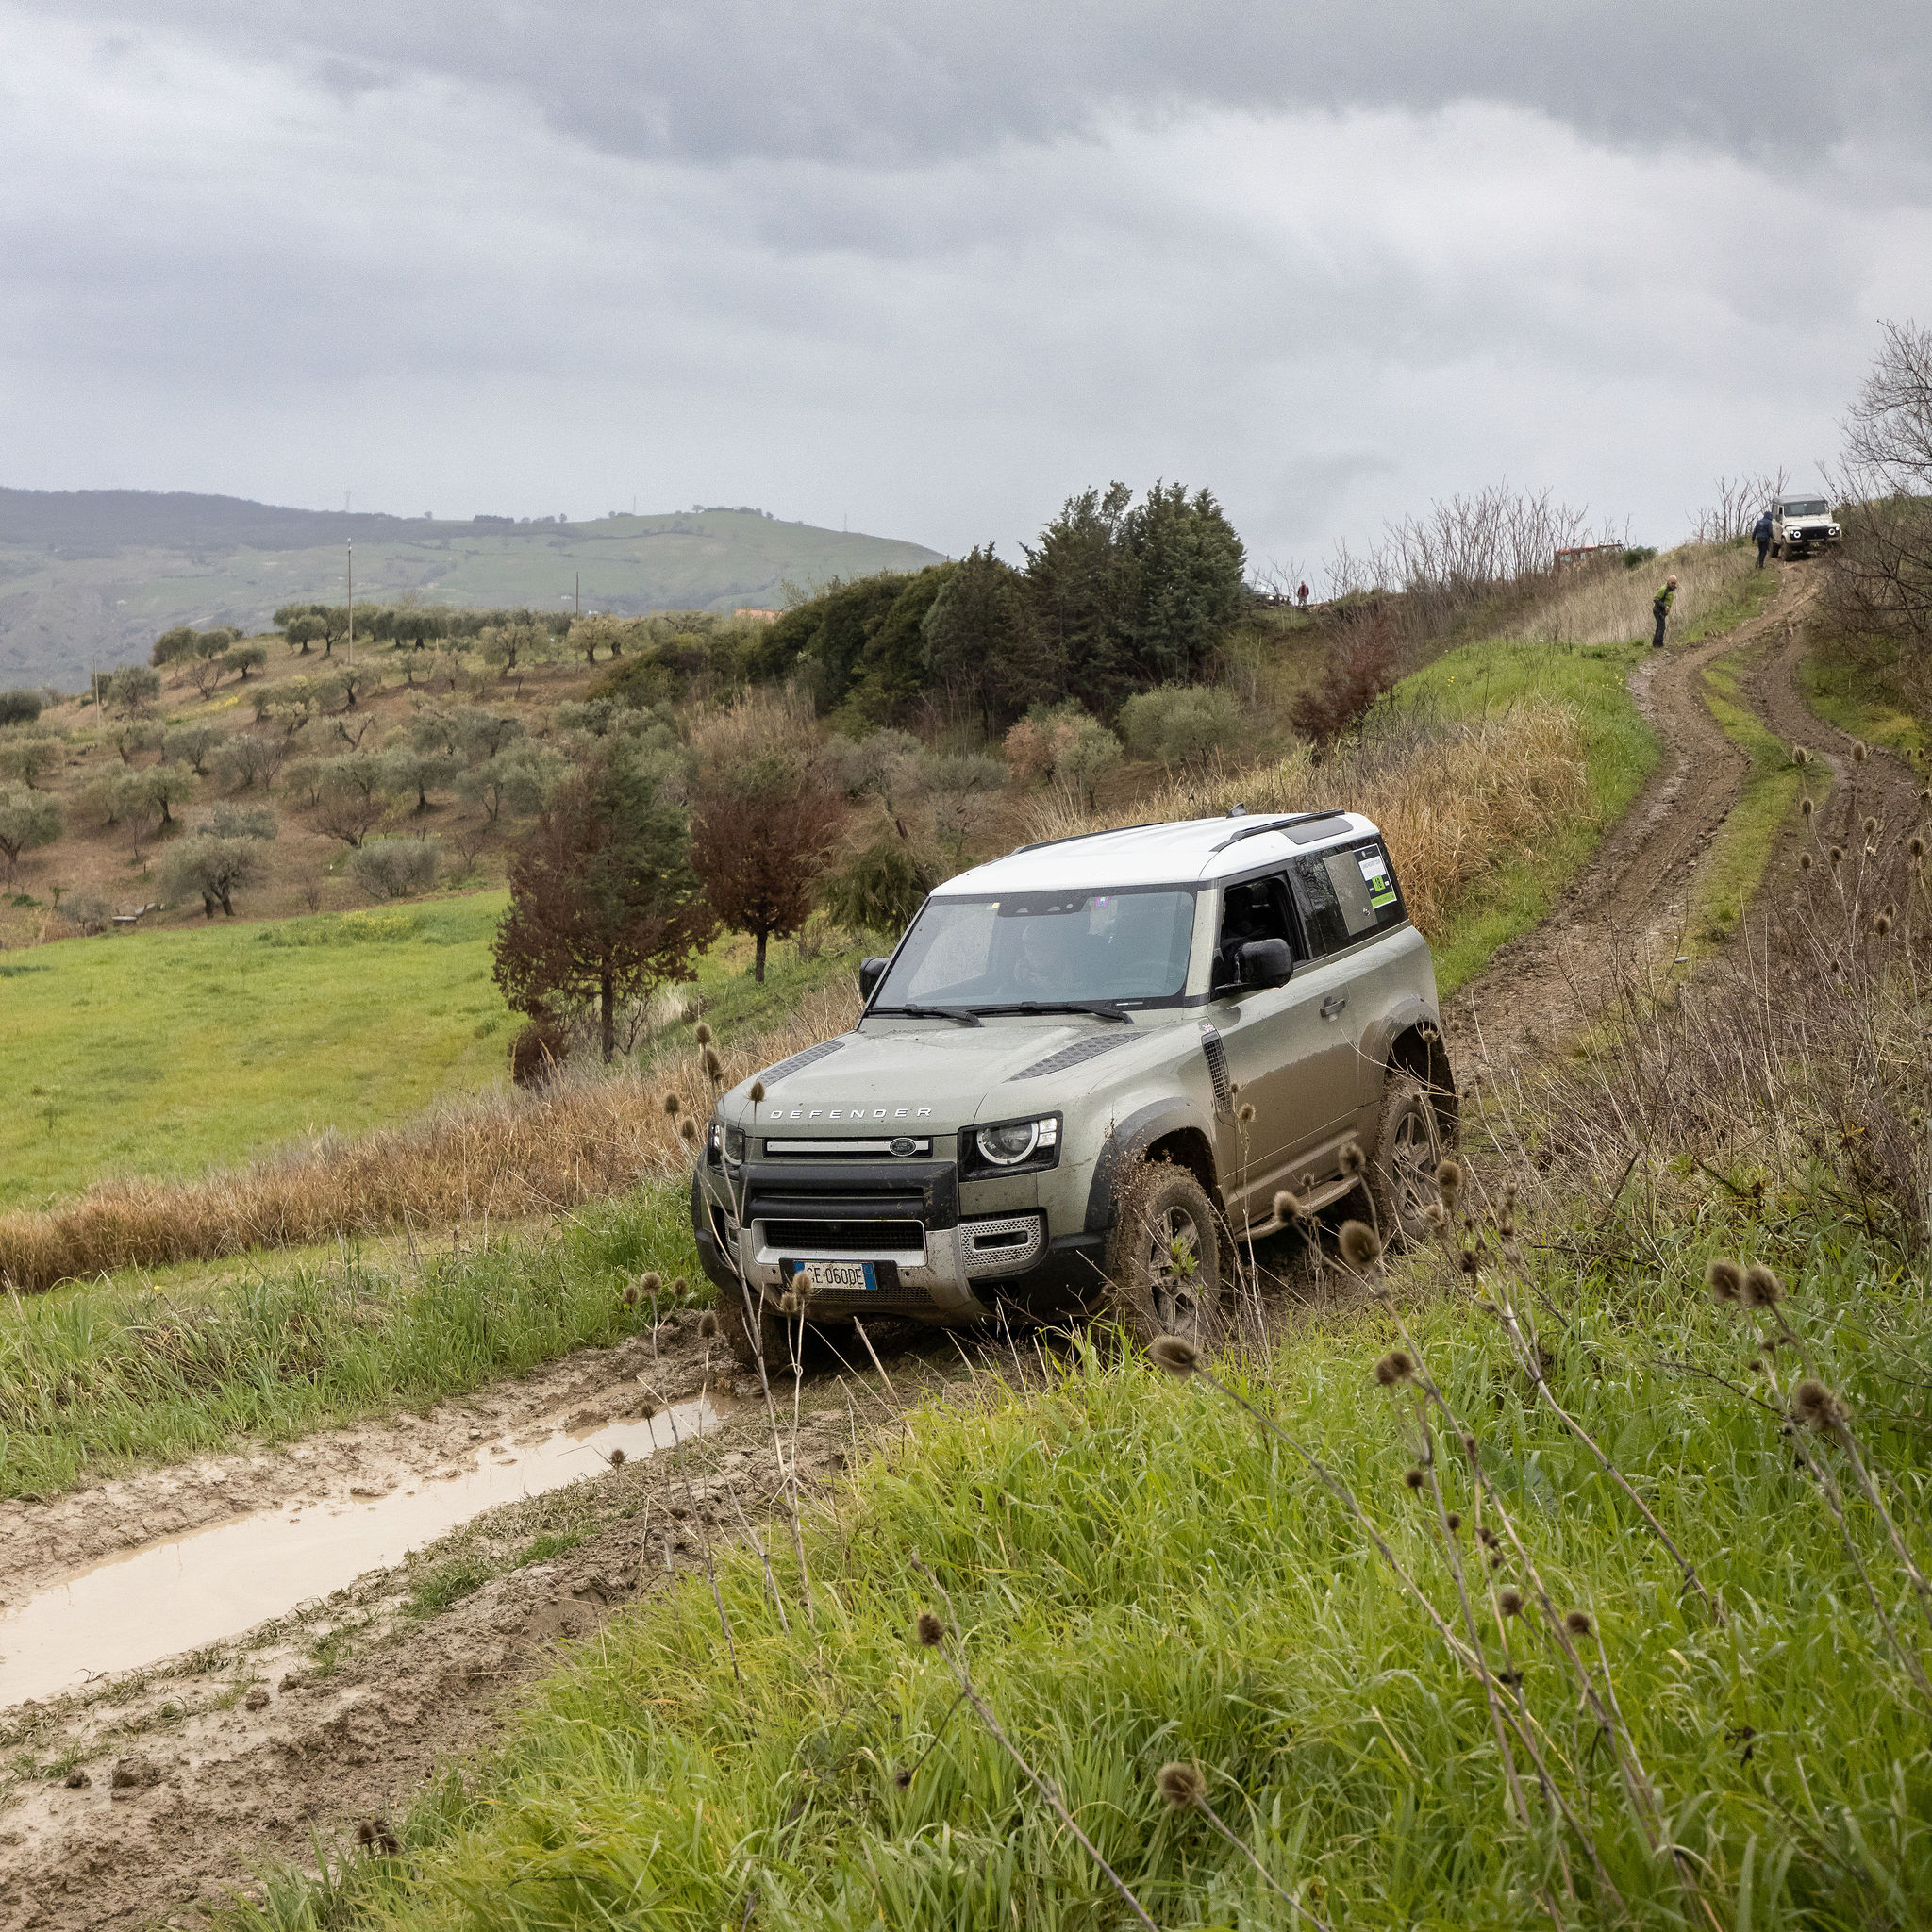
[{"x1": 23, "y1": 0, "x2": 1932, "y2": 169}]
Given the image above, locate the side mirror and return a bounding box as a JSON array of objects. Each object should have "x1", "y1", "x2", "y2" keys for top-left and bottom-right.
[
  {"x1": 857, "y1": 957, "x2": 889, "y2": 1003},
  {"x1": 1238, "y1": 938, "x2": 1293, "y2": 991}
]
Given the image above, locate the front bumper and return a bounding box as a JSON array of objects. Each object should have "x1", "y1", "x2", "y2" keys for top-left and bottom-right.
[{"x1": 691, "y1": 1158, "x2": 1104, "y2": 1322}]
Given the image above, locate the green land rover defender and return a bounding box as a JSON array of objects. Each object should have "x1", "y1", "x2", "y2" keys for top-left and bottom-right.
[{"x1": 692, "y1": 809, "x2": 1456, "y2": 1367}]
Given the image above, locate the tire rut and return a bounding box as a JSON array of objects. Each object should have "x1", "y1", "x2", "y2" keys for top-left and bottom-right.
[{"x1": 1442, "y1": 566, "x2": 1818, "y2": 1093}]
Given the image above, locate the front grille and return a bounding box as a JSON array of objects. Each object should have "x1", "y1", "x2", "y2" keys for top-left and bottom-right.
[{"x1": 761, "y1": 1218, "x2": 924, "y2": 1255}]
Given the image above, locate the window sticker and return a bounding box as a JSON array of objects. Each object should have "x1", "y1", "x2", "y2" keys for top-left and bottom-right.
[{"x1": 1358, "y1": 849, "x2": 1397, "y2": 909}]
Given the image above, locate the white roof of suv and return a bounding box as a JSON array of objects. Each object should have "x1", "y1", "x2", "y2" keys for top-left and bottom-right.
[{"x1": 933, "y1": 810, "x2": 1380, "y2": 895}]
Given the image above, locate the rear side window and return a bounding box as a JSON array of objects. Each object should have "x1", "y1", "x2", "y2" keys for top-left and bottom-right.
[{"x1": 1290, "y1": 841, "x2": 1407, "y2": 955}]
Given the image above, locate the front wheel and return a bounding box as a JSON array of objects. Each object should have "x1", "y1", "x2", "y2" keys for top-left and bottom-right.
[
  {"x1": 1367, "y1": 1074, "x2": 1446, "y2": 1249},
  {"x1": 1102, "y1": 1159, "x2": 1227, "y2": 1355}
]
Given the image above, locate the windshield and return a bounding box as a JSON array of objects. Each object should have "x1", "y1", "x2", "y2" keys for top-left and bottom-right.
[
  {"x1": 1781, "y1": 499, "x2": 1829, "y2": 517},
  {"x1": 873, "y1": 887, "x2": 1198, "y2": 1011}
]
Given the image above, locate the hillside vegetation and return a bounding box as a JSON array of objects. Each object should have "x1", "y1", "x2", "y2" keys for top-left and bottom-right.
[{"x1": 0, "y1": 490, "x2": 942, "y2": 689}]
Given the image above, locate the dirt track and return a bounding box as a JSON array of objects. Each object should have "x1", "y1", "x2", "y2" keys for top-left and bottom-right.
[
  {"x1": 3, "y1": 561, "x2": 1924, "y2": 1929},
  {"x1": 1444, "y1": 566, "x2": 1817, "y2": 1090}
]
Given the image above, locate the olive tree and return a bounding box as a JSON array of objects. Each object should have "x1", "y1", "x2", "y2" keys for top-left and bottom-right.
[
  {"x1": 162, "y1": 722, "x2": 223, "y2": 775},
  {"x1": 161, "y1": 806, "x2": 275, "y2": 917},
  {"x1": 348, "y1": 836, "x2": 440, "y2": 901},
  {"x1": 214, "y1": 731, "x2": 286, "y2": 791},
  {"x1": 0, "y1": 785, "x2": 61, "y2": 877},
  {"x1": 107, "y1": 665, "x2": 162, "y2": 716},
  {"x1": 0, "y1": 734, "x2": 64, "y2": 788}
]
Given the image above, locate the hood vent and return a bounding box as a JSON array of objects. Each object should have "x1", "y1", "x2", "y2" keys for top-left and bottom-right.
[
  {"x1": 1010, "y1": 1033, "x2": 1133, "y2": 1081},
  {"x1": 756, "y1": 1038, "x2": 845, "y2": 1088}
]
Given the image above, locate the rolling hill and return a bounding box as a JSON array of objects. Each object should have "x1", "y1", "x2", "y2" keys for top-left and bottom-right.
[{"x1": 0, "y1": 490, "x2": 945, "y2": 691}]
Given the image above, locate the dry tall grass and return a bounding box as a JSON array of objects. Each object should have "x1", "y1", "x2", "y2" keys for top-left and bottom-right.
[
  {"x1": 1, "y1": 706, "x2": 1585, "y2": 1292},
  {"x1": 0, "y1": 982, "x2": 858, "y2": 1294},
  {"x1": 1024, "y1": 700, "x2": 1587, "y2": 941},
  {"x1": 1503, "y1": 542, "x2": 1757, "y2": 649}
]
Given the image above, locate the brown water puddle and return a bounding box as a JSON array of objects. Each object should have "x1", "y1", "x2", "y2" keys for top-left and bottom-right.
[{"x1": 0, "y1": 1397, "x2": 720, "y2": 1709}]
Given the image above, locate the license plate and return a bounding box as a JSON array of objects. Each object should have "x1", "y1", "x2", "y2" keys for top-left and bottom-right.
[{"x1": 787, "y1": 1259, "x2": 876, "y2": 1293}]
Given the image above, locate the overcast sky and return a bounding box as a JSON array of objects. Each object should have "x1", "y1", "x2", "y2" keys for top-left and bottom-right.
[{"x1": 5, "y1": 2, "x2": 1930, "y2": 579}]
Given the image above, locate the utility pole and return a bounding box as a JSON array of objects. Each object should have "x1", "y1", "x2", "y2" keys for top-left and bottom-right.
[
  {"x1": 346, "y1": 540, "x2": 354, "y2": 667},
  {"x1": 575, "y1": 570, "x2": 580, "y2": 617}
]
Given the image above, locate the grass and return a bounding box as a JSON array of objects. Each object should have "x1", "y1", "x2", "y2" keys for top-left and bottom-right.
[
  {"x1": 1799, "y1": 650, "x2": 1928, "y2": 764},
  {"x1": 219, "y1": 1177, "x2": 1932, "y2": 1930},
  {"x1": 1397, "y1": 635, "x2": 1657, "y2": 993},
  {"x1": 0, "y1": 894, "x2": 516, "y2": 1212},
  {"x1": 0, "y1": 1180, "x2": 699, "y2": 1499}
]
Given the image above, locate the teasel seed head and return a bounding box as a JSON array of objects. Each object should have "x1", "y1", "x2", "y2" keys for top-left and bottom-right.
[
  {"x1": 776, "y1": 1290, "x2": 803, "y2": 1317},
  {"x1": 1444, "y1": 1510, "x2": 1461, "y2": 1531},
  {"x1": 1148, "y1": 1335, "x2": 1200, "y2": 1376},
  {"x1": 1908, "y1": 835, "x2": 1926, "y2": 860},
  {"x1": 1422, "y1": 1200, "x2": 1448, "y2": 1230},
  {"x1": 357, "y1": 1820, "x2": 377, "y2": 1847},
  {"x1": 1339, "y1": 1141, "x2": 1367, "y2": 1178},
  {"x1": 1791, "y1": 1378, "x2": 1847, "y2": 1432},
  {"x1": 1864, "y1": 814, "x2": 1880, "y2": 838},
  {"x1": 1830, "y1": 844, "x2": 1845, "y2": 867},
  {"x1": 1706, "y1": 1257, "x2": 1744, "y2": 1304},
  {"x1": 1498, "y1": 1587, "x2": 1524, "y2": 1616},
  {"x1": 1274, "y1": 1188, "x2": 1305, "y2": 1223},
  {"x1": 608, "y1": 1446, "x2": 626, "y2": 1467},
  {"x1": 673, "y1": 1275, "x2": 688, "y2": 1295},
  {"x1": 1792, "y1": 744, "x2": 1810, "y2": 765},
  {"x1": 1459, "y1": 1246, "x2": 1480, "y2": 1276},
  {"x1": 916, "y1": 1610, "x2": 944, "y2": 1647},
  {"x1": 1853, "y1": 741, "x2": 1869, "y2": 763},
  {"x1": 1227, "y1": 1079, "x2": 1241, "y2": 1098},
  {"x1": 1339, "y1": 1220, "x2": 1382, "y2": 1269},
  {"x1": 1156, "y1": 1760, "x2": 1207, "y2": 1809},
  {"x1": 893, "y1": 1767, "x2": 913, "y2": 1790},
  {"x1": 1436, "y1": 1156, "x2": 1464, "y2": 1208},
  {"x1": 1564, "y1": 1610, "x2": 1593, "y2": 1638},
  {"x1": 679, "y1": 1118, "x2": 699, "y2": 1144},
  {"x1": 697, "y1": 1308, "x2": 721, "y2": 1341},
  {"x1": 621, "y1": 1282, "x2": 638, "y2": 1307},
  {"x1": 1801, "y1": 795, "x2": 1815, "y2": 819},
  {"x1": 694, "y1": 1022, "x2": 714, "y2": 1045},
  {"x1": 1743, "y1": 1264, "x2": 1783, "y2": 1307},
  {"x1": 1237, "y1": 1102, "x2": 1256, "y2": 1124},
  {"x1": 703, "y1": 1046, "x2": 724, "y2": 1083},
  {"x1": 1799, "y1": 851, "x2": 1814, "y2": 872},
  {"x1": 640, "y1": 1271, "x2": 662, "y2": 1294},
  {"x1": 662, "y1": 1091, "x2": 681, "y2": 1117},
  {"x1": 1403, "y1": 1467, "x2": 1426, "y2": 1491},
  {"x1": 794, "y1": 1270, "x2": 815, "y2": 1296},
  {"x1": 1875, "y1": 911, "x2": 1893, "y2": 937},
  {"x1": 749, "y1": 1079, "x2": 766, "y2": 1103},
  {"x1": 1374, "y1": 1349, "x2": 1414, "y2": 1386}
]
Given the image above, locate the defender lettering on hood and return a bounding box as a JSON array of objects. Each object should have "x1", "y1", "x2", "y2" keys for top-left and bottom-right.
[{"x1": 691, "y1": 808, "x2": 1456, "y2": 1368}]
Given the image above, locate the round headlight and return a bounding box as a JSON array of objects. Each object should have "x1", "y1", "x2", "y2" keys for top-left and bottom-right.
[
  {"x1": 724, "y1": 1123, "x2": 748, "y2": 1164},
  {"x1": 976, "y1": 1121, "x2": 1040, "y2": 1166}
]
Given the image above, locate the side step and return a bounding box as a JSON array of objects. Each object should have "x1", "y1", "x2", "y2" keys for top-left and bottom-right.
[{"x1": 1236, "y1": 1170, "x2": 1361, "y2": 1241}]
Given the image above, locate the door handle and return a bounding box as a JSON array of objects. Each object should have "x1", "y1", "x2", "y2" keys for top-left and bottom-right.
[{"x1": 1320, "y1": 994, "x2": 1348, "y2": 1020}]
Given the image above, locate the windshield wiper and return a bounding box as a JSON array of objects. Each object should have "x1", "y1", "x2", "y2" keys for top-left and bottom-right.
[
  {"x1": 994, "y1": 1000, "x2": 1131, "y2": 1024},
  {"x1": 882, "y1": 1003, "x2": 983, "y2": 1027}
]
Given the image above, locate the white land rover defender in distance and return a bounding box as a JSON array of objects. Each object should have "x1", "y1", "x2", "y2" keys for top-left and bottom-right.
[
  {"x1": 692, "y1": 809, "x2": 1456, "y2": 1366},
  {"x1": 1771, "y1": 495, "x2": 1840, "y2": 559}
]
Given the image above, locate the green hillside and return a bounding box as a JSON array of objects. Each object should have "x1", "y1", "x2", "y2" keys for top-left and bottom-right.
[{"x1": 0, "y1": 491, "x2": 945, "y2": 691}]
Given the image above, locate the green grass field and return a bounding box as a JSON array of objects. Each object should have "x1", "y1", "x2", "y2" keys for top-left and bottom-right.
[{"x1": 0, "y1": 897, "x2": 516, "y2": 1212}]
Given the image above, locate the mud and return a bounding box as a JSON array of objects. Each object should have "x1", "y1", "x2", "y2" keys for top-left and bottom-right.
[{"x1": 1443, "y1": 567, "x2": 1820, "y2": 1087}]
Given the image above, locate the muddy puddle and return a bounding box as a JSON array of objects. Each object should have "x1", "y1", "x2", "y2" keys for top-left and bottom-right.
[{"x1": 0, "y1": 1396, "x2": 721, "y2": 1708}]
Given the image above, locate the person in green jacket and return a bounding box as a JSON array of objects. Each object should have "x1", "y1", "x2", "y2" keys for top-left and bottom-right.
[{"x1": 1651, "y1": 574, "x2": 1678, "y2": 649}]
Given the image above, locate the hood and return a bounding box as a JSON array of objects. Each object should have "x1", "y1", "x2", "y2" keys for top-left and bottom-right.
[{"x1": 724, "y1": 1018, "x2": 1165, "y2": 1135}]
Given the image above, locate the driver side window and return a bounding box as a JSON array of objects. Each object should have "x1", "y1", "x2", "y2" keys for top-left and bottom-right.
[{"x1": 1213, "y1": 874, "x2": 1294, "y2": 992}]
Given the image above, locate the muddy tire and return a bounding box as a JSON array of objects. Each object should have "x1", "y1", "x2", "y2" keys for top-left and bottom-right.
[
  {"x1": 1102, "y1": 1159, "x2": 1226, "y2": 1356},
  {"x1": 1366, "y1": 1073, "x2": 1444, "y2": 1250},
  {"x1": 712, "y1": 1278, "x2": 800, "y2": 1376}
]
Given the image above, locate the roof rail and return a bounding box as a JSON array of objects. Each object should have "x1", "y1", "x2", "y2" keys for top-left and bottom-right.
[
  {"x1": 1210, "y1": 810, "x2": 1349, "y2": 854},
  {"x1": 1013, "y1": 820, "x2": 1163, "y2": 855}
]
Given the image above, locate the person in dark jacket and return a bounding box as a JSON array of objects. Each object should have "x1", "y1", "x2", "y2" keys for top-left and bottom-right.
[
  {"x1": 1754, "y1": 509, "x2": 1774, "y2": 569},
  {"x1": 1652, "y1": 574, "x2": 1678, "y2": 649}
]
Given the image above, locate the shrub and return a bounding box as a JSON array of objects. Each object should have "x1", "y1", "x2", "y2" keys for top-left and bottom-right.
[
  {"x1": 161, "y1": 722, "x2": 222, "y2": 775},
  {"x1": 207, "y1": 802, "x2": 277, "y2": 841},
  {"x1": 55, "y1": 890, "x2": 113, "y2": 937},
  {"x1": 826, "y1": 728, "x2": 924, "y2": 799},
  {"x1": 0, "y1": 733, "x2": 64, "y2": 788},
  {"x1": 508, "y1": 1016, "x2": 570, "y2": 1089},
  {"x1": 1003, "y1": 704, "x2": 1124, "y2": 805},
  {"x1": 819, "y1": 832, "x2": 941, "y2": 939},
  {"x1": 348, "y1": 836, "x2": 441, "y2": 902},
  {"x1": 0, "y1": 690, "x2": 44, "y2": 725},
  {"x1": 1290, "y1": 611, "x2": 1404, "y2": 751},
  {"x1": 1116, "y1": 684, "x2": 1244, "y2": 767}
]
